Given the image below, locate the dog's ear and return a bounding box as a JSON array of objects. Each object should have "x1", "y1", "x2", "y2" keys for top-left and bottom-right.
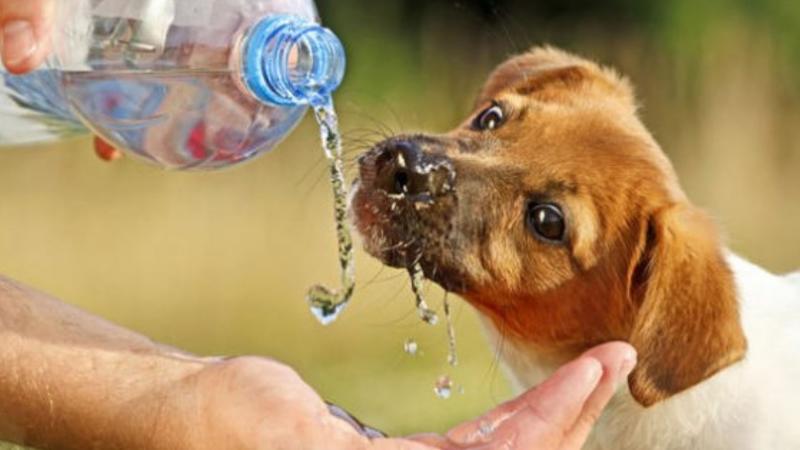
[
  {"x1": 478, "y1": 46, "x2": 634, "y2": 108},
  {"x1": 626, "y1": 205, "x2": 747, "y2": 407}
]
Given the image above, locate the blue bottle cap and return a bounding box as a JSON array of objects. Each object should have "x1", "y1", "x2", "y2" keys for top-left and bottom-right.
[{"x1": 242, "y1": 14, "x2": 346, "y2": 107}]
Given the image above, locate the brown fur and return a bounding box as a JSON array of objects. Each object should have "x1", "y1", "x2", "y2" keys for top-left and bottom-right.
[{"x1": 352, "y1": 46, "x2": 747, "y2": 406}]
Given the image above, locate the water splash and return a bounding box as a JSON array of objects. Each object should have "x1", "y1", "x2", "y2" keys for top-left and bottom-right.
[
  {"x1": 434, "y1": 374, "x2": 453, "y2": 399},
  {"x1": 409, "y1": 262, "x2": 438, "y2": 325},
  {"x1": 306, "y1": 101, "x2": 356, "y2": 325},
  {"x1": 403, "y1": 338, "x2": 419, "y2": 356}
]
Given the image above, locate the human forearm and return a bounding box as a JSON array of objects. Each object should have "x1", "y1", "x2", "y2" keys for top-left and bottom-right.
[
  {"x1": 0, "y1": 276, "x2": 205, "y2": 449},
  {"x1": 0, "y1": 275, "x2": 638, "y2": 450}
]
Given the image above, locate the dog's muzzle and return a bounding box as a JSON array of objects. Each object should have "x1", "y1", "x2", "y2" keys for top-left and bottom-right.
[{"x1": 357, "y1": 137, "x2": 455, "y2": 203}]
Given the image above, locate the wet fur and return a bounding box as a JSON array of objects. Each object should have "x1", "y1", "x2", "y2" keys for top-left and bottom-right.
[{"x1": 352, "y1": 47, "x2": 800, "y2": 449}]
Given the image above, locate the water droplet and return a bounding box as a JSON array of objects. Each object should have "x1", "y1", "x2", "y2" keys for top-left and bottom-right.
[
  {"x1": 478, "y1": 420, "x2": 494, "y2": 438},
  {"x1": 434, "y1": 375, "x2": 453, "y2": 399},
  {"x1": 421, "y1": 309, "x2": 439, "y2": 325},
  {"x1": 308, "y1": 295, "x2": 349, "y2": 326},
  {"x1": 306, "y1": 101, "x2": 356, "y2": 325},
  {"x1": 403, "y1": 338, "x2": 419, "y2": 356}
]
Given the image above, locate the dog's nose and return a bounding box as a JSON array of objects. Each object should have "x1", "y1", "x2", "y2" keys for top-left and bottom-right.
[{"x1": 359, "y1": 139, "x2": 454, "y2": 198}]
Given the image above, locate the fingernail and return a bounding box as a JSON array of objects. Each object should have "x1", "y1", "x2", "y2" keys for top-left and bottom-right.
[
  {"x1": 2, "y1": 20, "x2": 38, "y2": 67},
  {"x1": 617, "y1": 348, "x2": 638, "y2": 381}
]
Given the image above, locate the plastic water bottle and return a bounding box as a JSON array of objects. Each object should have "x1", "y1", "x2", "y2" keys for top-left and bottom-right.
[{"x1": 0, "y1": 0, "x2": 345, "y2": 170}]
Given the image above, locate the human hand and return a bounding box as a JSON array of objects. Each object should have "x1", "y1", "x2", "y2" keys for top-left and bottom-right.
[
  {"x1": 0, "y1": 0, "x2": 53, "y2": 73},
  {"x1": 151, "y1": 341, "x2": 634, "y2": 450},
  {"x1": 0, "y1": 274, "x2": 634, "y2": 450},
  {"x1": 412, "y1": 342, "x2": 636, "y2": 449}
]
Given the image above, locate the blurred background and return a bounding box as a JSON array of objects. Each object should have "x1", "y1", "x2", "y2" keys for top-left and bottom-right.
[{"x1": 1, "y1": 0, "x2": 799, "y2": 440}]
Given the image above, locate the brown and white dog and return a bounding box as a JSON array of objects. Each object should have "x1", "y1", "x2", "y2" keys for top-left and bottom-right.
[{"x1": 350, "y1": 47, "x2": 800, "y2": 449}]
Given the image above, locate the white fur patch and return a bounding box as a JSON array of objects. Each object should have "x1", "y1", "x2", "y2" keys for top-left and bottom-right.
[{"x1": 480, "y1": 252, "x2": 800, "y2": 450}]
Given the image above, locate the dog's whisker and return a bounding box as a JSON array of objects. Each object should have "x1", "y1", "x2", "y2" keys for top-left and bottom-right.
[
  {"x1": 484, "y1": 323, "x2": 509, "y2": 405},
  {"x1": 363, "y1": 272, "x2": 406, "y2": 285},
  {"x1": 377, "y1": 235, "x2": 419, "y2": 253},
  {"x1": 342, "y1": 113, "x2": 396, "y2": 141},
  {"x1": 337, "y1": 97, "x2": 404, "y2": 137},
  {"x1": 491, "y1": 6, "x2": 529, "y2": 55},
  {"x1": 359, "y1": 264, "x2": 387, "y2": 290},
  {"x1": 294, "y1": 155, "x2": 329, "y2": 188}
]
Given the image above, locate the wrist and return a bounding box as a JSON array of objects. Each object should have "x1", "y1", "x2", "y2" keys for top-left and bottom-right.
[
  {"x1": 0, "y1": 338, "x2": 210, "y2": 449},
  {"x1": 98, "y1": 353, "x2": 211, "y2": 450},
  {"x1": 0, "y1": 276, "x2": 210, "y2": 449}
]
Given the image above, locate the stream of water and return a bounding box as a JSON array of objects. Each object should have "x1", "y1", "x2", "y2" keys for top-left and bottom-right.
[{"x1": 306, "y1": 101, "x2": 356, "y2": 326}]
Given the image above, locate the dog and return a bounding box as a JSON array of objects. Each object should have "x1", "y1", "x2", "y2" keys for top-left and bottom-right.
[{"x1": 350, "y1": 46, "x2": 800, "y2": 449}]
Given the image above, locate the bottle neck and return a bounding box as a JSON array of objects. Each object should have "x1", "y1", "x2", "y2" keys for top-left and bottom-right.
[{"x1": 240, "y1": 15, "x2": 345, "y2": 107}]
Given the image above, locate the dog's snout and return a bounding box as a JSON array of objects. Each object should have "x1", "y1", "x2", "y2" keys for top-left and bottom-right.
[
  {"x1": 359, "y1": 138, "x2": 454, "y2": 199},
  {"x1": 375, "y1": 140, "x2": 418, "y2": 195}
]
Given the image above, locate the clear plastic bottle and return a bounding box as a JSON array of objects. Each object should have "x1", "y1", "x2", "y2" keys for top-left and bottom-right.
[{"x1": 0, "y1": 0, "x2": 345, "y2": 170}]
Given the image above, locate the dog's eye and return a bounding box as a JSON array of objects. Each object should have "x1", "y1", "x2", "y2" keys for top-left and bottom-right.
[
  {"x1": 527, "y1": 203, "x2": 566, "y2": 243},
  {"x1": 473, "y1": 104, "x2": 505, "y2": 131}
]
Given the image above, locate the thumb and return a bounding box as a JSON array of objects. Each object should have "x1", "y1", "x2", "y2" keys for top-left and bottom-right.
[
  {"x1": 0, "y1": 0, "x2": 54, "y2": 73},
  {"x1": 94, "y1": 136, "x2": 124, "y2": 162},
  {"x1": 446, "y1": 342, "x2": 636, "y2": 449}
]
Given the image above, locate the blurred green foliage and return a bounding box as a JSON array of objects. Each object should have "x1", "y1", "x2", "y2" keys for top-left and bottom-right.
[{"x1": 0, "y1": 1, "x2": 799, "y2": 446}]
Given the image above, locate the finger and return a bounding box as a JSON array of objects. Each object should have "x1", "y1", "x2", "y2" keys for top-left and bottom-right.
[
  {"x1": 1, "y1": 0, "x2": 54, "y2": 73},
  {"x1": 449, "y1": 342, "x2": 636, "y2": 449},
  {"x1": 446, "y1": 368, "x2": 559, "y2": 445},
  {"x1": 499, "y1": 356, "x2": 603, "y2": 449},
  {"x1": 494, "y1": 343, "x2": 635, "y2": 450},
  {"x1": 370, "y1": 437, "x2": 441, "y2": 450},
  {"x1": 560, "y1": 343, "x2": 637, "y2": 449},
  {"x1": 447, "y1": 356, "x2": 602, "y2": 447},
  {"x1": 404, "y1": 434, "x2": 451, "y2": 448},
  {"x1": 444, "y1": 398, "x2": 518, "y2": 446},
  {"x1": 446, "y1": 344, "x2": 631, "y2": 444},
  {"x1": 322, "y1": 420, "x2": 439, "y2": 450},
  {"x1": 94, "y1": 136, "x2": 124, "y2": 162},
  {"x1": 444, "y1": 399, "x2": 515, "y2": 445}
]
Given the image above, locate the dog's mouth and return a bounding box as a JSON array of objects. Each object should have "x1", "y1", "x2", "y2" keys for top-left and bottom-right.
[{"x1": 350, "y1": 137, "x2": 471, "y2": 293}]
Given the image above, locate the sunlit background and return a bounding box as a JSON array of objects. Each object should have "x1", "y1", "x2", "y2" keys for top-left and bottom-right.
[{"x1": 1, "y1": 0, "x2": 799, "y2": 443}]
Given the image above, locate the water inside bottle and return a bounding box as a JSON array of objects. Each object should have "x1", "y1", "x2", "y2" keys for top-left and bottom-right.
[
  {"x1": 306, "y1": 101, "x2": 356, "y2": 325},
  {"x1": 0, "y1": 69, "x2": 85, "y2": 144},
  {"x1": 59, "y1": 69, "x2": 306, "y2": 170}
]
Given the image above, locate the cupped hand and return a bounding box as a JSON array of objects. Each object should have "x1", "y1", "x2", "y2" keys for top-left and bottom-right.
[
  {"x1": 158, "y1": 342, "x2": 635, "y2": 450},
  {"x1": 414, "y1": 342, "x2": 636, "y2": 449},
  {"x1": 0, "y1": 0, "x2": 53, "y2": 73}
]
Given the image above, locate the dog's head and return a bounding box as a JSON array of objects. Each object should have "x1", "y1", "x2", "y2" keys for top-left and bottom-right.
[{"x1": 351, "y1": 47, "x2": 746, "y2": 407}]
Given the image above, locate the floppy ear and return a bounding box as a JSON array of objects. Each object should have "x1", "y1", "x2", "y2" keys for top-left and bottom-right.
[
  {"x1": 626, "y1": 205, "x2": 747, "y2": 407},
  {"x1": 478, "y1": 46, "x2": 634, "y2": 108}
]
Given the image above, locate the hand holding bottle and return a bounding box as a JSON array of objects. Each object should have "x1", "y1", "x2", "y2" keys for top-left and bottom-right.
[{"x1": 1, "y1": 0, "x2": 345, "y2": 169}]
